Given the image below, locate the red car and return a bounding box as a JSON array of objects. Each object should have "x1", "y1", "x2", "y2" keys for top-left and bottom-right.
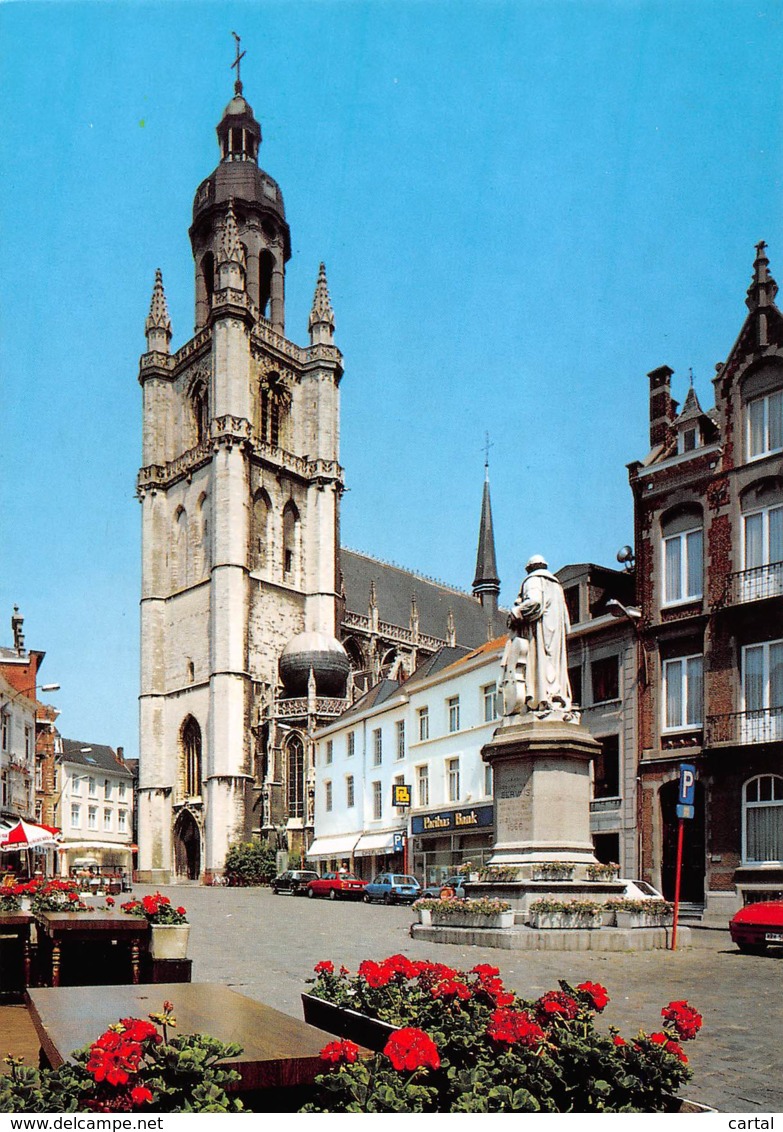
[
  {"x1": 306, "y1": 872, "x2": 368, "y2": 901},
  {"x1": 729, "y1": 899, "x2": 783, "y2": 953}
]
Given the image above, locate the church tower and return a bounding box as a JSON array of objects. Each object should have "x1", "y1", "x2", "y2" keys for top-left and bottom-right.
[{"x1": 137, "y1": 55, "x2": 346, "y2": 883}]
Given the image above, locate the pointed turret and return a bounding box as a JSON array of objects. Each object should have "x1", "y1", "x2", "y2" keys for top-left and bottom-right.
[
  {"x1": 746, "y1": 241, "x2": 779, "y2": 348},
  {"x1": 216, "y1": 199, "x2": 246, "y2": 293},
  {"x1": 472, "y1": 468, "x2": 500, "y2": 615},
  {"x1": 446, "y1": 608, "x2": 456, "y2": 648},
  {"x1": 309, "y1": 262, "x2": 335, "y2": 345},
  {"x1": 145, "y1": 269, "x2": 172, "y2": 353}
]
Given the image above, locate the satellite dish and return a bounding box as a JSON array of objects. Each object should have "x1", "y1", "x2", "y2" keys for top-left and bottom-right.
[{"x1": 616, "y1": 545, "x2": 635, "y2": 565}]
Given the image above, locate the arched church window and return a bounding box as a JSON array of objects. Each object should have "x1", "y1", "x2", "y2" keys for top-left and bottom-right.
[
  {"x1": 286, "y1": 734, "x2": 305, "y2": 818},
  {"x1": 197, "y1": 492, "x2": 210, "y2": 578},
  {"x1": 192, "y1": 383, "x2": 209, "y2": 445},
  {"x1": 259, "y1": 250, "x2": 274, "y2": 318},
  {"x1": 252, "y1": 489, "x2": 272, "y2": 571},
  {"x1": 282, "y1": 500, "x2": 300, "y2": 584},
  {"x1": 181, "y1": 716, "x2": 203, "y2": 799},
  {"x1": 174, "y1": 506, "x2": 189, "y2": 589}
]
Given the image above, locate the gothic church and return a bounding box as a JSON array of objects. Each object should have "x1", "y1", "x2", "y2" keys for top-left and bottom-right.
[{"x1": 136, "y1": 73, "x2": 504, "y2": 883}]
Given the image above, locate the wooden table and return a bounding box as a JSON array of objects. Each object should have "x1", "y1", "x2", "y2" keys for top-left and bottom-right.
[
  {"x1": 26, "y1": 983, "x2": 338, "y2": 1091},
  {"x1": 35, "y1": 911, "x2": 150, "y2": 986},
  {"x1": 0, "y1": 911, "x2": 33, "y2": 992}
]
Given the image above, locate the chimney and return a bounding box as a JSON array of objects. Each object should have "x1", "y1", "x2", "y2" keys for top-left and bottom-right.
[
  {"x1": 116, "y1": 746, "x2": 125, "y2": 763},
  {"x1": 647, "y1": 366, "x2": 676, "y2": 449}
]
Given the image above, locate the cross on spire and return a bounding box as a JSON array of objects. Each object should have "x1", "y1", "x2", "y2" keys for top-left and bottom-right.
[
  {"x1": 231, "y1": 31, "x2": 246, "y2": 94},
  {"x1": 482, "y1": 431, "x2": 494, "y2": 481}
]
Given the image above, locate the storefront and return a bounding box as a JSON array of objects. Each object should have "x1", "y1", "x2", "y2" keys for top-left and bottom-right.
[
  {"x1": 353, "y1": 829, "x2": 406, "y2": 880},
  {"x1": 305, "y1": 833, "x2": 361, "y2": 874},
  {"x1": 410, "y1": 804, "x2": 494, "y2": 884}
]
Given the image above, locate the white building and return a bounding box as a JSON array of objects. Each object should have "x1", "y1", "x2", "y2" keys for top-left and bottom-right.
[
  {"x1": 56, "y1": 740, "x2": 135, "y2": 877},
  {"x1": 0, "y1": 672, "x2": 36, "y2": 829}
]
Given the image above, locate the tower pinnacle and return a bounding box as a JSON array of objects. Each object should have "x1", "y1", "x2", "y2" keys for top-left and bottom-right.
[
  {"x1": 309, "y1": 262, "x2": 335, "y2": 345},
  {"x1": 472, "y1": 465, "x2": 500, "y2": 614},
  {"x1": 145, "y1": 269, "x2": 172, "y2": 353},
  {"x1": 746, "y1": 241, "x2": 779, "y2": 348}
]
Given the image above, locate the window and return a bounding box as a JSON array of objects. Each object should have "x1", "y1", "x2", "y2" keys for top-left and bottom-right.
[
  {"x1": 88, "y1": 777, "x2": 97, "y2": 797},
  {"x1": 417, "y1": 764, "x2": 429, "y2": 808},
  {"x1": 372, "y1": 780, "x2": 382, "y2": 821},
  {"x1": 418, "y1": 707, "x2": 429, "y2": 741},
  {"x1": 743, "y1": 503, "x2": 783, "y2": 582},
  {"x1": 591, "y1": 656, "x2": 619, "y2": 703},
  {"x1": 663, "y1": 527, "x2": 703, "y2": 603},
  {"x1": 743, "y1": 774, "x2": 783, "y2": 863},
  {"x1": 372, "y1": 728, "x2": 383, "y2": 765},
  {"x1": 103, "y1": 808, "x2": 112, "y2": 831},
  {"x1": 286, "y1": 734, "x2": 305, "y2": 818},
  {"x1": 347, "y1": 731, "x2": 355, "y2": 758},
  {"x1": 564, "y1": 585, "x2": 580, "y2": 625},
  {"x1": 118, "y1": 809, "x2": 127, "y2": 833},
  {"x1": 568, "y1": 665, "x2": 583, "y2": 706},
  {"x1": 1, "y1": 714, "x2": 7, "y2": 751},
  {"x1": 663, "y1": 655, "x2": 703, "y2": 730},
  {"x1": 483, "y1": 683, "x2": 498, "y2": 723},
  {"x1": 119, "y1": 781, "x2": 126, "y2": 800},
  {"x1": 72, "y1": 776, "x2": 82, "y2": 795},
  {"x1": 484, "y1": 763, "x2": 493, "y2": 797},
  {"x1": 447, "y1": 758, "x2": 460, "y2": 803},
  {"x1": 346, "y1": 775, "x2": 355, "y2": 808},
  {"x1": 25, "y1": 726, "x2": 32, "y2": 760},
  {"x1": 747, "y1": 390, "x2": 783, "y2": 460},
  {"x1": 88, "y1": 806, "x2": 98, "y2": 830},
  {"x1": 396, "y1": 720, "x2": 406, "y2": 760},
  {"x1": 71, "y1": 803, "x2": 81, "y2": 828},
  {"x1": 35, "y1": 761, "x2": 43, "y2": 790},
  {"x1": 742, "y1": 640, "x2": 783, "y2": 741},
  {"x1": 104, "y1": 780, "x2": 112, "y2": 800},
  {"x1": 593, "y1": 735, "x2": 620, "y2": 798},
  {"x1": 325, "y1": 740, "x2": 333, "y2": 766},
  {"x1": 448, "y1": 696, "x2": 460, "y2": 733},
  {"x1": 679, "y1": 426, "x2": 698, "y2": 454},
  {"x1": 325, "y1": 781, "x2": 333, "y2": 813},
  {"x1": 182, "y1": 716, "x2": 202, "y2": 798}
]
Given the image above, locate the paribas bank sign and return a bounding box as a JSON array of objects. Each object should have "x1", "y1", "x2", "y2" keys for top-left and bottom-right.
[{"x1": 411, "y1": 805, "x2": 494, "y2": 836}]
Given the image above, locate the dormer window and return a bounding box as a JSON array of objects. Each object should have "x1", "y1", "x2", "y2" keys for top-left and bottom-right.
[
  {"x1": 748, "y1": 390, "x2": 783, "y2": 460},
  {"x1": 679, "y1": 426, "x2": 699, "y2": 454}
]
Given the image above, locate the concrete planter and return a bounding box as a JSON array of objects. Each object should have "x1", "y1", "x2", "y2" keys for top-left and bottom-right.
[
  {"x1": 150, "y1": 923, "x2": 190, "y2": 959},
  {"x1": 530, "y1": 911, "x2": 603, "y2": 930},
  {"x1": 429, "y1": 910, "x2": 515, "y2": 930},
  {"x1": 615, "y1": 911, "x2": 673, "y2": 929}
]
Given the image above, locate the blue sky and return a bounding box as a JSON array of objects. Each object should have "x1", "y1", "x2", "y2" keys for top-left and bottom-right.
[{"x1": 1, "y1": 0, "x2": 781, "y2": 760}]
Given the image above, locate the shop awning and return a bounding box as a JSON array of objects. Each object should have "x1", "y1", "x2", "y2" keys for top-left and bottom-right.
[
  {"x1": 306, "y1": 834, "x2": 361, "y2": 859},
  {"x1": 353, "y1": 830, "x2": 404, "y2": 857},
  {"x1": 58, "y1": 841, "x2": 134, "y2": 856}
]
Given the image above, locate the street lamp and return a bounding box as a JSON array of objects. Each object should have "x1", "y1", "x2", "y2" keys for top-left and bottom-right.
[{"x1": 606, "y1": 599, "x2": 647, "y2": 686}]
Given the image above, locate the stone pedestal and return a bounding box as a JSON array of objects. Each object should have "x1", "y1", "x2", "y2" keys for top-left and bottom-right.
[{"x1": 483, "y1": 718, "x2": 601, "y2": 872}]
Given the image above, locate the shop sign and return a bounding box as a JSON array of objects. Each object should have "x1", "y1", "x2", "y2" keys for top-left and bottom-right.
[
  {"x1": 392, "y1": 783, "x2": 411, "y2": 808},
  {"x1": 411, "y1": 804, "x2": 493, "y2": 836}
]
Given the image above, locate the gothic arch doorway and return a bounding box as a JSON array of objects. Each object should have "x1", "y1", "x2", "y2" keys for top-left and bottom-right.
[
  {"x1": 173, "y1": 809, "x2": 201, "y2": 881},
  {"x1": 659, "y1": 779, "x2": 705, "y2": 903}
]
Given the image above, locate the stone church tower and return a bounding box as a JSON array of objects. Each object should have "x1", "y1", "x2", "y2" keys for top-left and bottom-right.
[{"x1": 136, "y1": 74, "x2": 346, "y2": 883}]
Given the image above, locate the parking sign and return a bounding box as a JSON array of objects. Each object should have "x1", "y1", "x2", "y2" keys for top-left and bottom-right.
[{"x1": 677, "y1": 763, "x2": 696, "y2": 820}]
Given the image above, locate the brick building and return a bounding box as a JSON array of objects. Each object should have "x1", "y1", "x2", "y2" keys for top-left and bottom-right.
[{"x1": 629, "y1": 242, "x2": 783, "y2": 919}]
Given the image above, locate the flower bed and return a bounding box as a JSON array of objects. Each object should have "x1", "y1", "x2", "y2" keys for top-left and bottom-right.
[
  {"x1": 607, "y1": 899, "x2": 673, "y2": 927},
  {"x1": 0, "y1": 1001, "x2": 243, "y2": 1113},
  {"x1": 414, "y1": 897, "x2": 514, "y2": 928},
  {"x1": 25, "y1": 879, "x2": 94, "y2": 914},
  {"x1": 586, "y1": 862, "x2": 621, "y2": 881},
  {"x1": 302, "y1": 956, "x2": 703, "y2": 1112},
  {"x1": 120, "y1": 893, "x2": 188, "y2": 924},
  {"x1": 528, "y1": 899, "x2": 604, "y2": 929},
  {"x1": 531, "y1": 863, "x2": 575, "y2": 882}
]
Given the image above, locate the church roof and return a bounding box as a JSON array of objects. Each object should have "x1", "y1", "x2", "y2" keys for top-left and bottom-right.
[{"x1": 339, "y1": 549, "x2": 505, "y2": 648}]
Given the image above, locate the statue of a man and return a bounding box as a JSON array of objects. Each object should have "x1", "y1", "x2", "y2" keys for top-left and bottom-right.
[{"x1": 503, "y1": 554, "x2": 573, "y2": 717}]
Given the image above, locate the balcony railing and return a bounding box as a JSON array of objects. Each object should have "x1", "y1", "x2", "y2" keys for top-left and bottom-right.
[
  {"x1": 705, "y1": 707, "x2": 783, "y2": 746},
  {"x1": 720, "y1": 562, "x2": 783, "y2": 607}
]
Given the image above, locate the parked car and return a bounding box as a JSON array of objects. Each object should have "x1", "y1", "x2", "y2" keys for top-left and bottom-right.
[
  {"x1": 363, "y1": 873, "x2": 421, "y2": 905},
  {"x1": 306, "y1": 872, "x2": 368, "y2": 900},
  {"x1": 729, "y1": 899, "x2": 783, "y2": 953},
  {"x1": 272, "y1": 869, "x2": 319, "y2": 896},
  {"x1": 421, "y1": 875, "x2": 467, "y2": 899},
  {"x1": 621, "y1": 880, "x2": 665, "y2": 901}
]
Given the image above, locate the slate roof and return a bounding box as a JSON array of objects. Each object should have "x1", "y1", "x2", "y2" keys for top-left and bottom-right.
[
  {"x1": 60, "y1": 739, "x2": 133, "y2": 779},
  {"x1": 340, "y1": 549, "x2": 506, "y2": 648}
]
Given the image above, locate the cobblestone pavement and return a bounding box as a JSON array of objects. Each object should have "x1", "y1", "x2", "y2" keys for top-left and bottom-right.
[{"x1": 138, "y1": 885, "x2": 782, "y2": 1115}]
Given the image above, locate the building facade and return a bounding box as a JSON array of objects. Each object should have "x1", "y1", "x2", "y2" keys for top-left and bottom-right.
[
  {"x1": 55, "y1": 740, "x2": 135, "y2": 877},
  {"x1": 629, "y1": 242, "x2": 783, "y2": 918}
]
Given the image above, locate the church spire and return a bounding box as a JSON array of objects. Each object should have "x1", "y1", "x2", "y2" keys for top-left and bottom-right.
[
  {"x1": 472, "y1": 462, "x2": 500, "y2": 615},
  {"x1": 144, "y1": 269, "x2": 172, "y2": 353},
  {"x1": 746, "y1": 240, "x2": 779, "y2": 348},
  {"x1": 309, "y1": 262, "x2": 335, "y2": 345}
]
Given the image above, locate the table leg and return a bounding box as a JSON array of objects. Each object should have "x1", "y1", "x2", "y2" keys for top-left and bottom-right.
[
  {"x1": 22, "y1": 936, "x2": 31, "y2": 987},
  {"x1": 51, "y1": 941, "x2": 61, "y2": 987},
  {"x1": 131, "y1": 939, "x2": 140, "y2": 984}
]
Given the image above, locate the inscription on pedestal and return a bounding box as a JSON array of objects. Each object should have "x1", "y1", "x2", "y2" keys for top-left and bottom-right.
[{"x1": 496, "y1": 764, "x2": 533, "y2": 837}]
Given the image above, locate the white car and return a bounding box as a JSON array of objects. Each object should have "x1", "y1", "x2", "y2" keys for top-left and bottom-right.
[{"x1": 620, "y1": 879, "x2": 665, "y2": 901}]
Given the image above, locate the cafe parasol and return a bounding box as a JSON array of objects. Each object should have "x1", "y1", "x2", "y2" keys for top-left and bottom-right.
[{"x1": 0, "y1": 819, "x2": 62, "y2": 850}]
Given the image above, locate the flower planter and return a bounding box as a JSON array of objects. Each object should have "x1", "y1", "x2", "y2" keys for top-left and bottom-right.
[
  {"x1": 430, "y1": 911, "x2": 515, "y2": 929},
  {"x1": 301, "y1": 993, "x2": 397, "y2": 1052},
  {"x1": 530, "y1": 911, "x2": 603, "y2": 930},
  {"x1": 615, "y1": 911, "x2": 673, "y2": 929},
  {"x1": 531, "y1": 867, "x2": 575, "y2": 883},
  {"x1": 150, "y1": 923, "x2": 190, "y2": 959},
  {"x1": 600, "y1": 908, "x2": 616, "y2": 927}
]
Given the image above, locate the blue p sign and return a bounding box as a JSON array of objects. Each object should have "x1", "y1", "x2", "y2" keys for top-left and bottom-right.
[{"x1": 678, "y1": 763, "x2": 696, "y2": 807}]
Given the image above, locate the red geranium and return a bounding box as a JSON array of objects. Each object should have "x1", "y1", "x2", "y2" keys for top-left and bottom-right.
[
  {"x1": 382, "y1": 953, "x2": 419, "y2": 980},
  {"x1": 320, "y1": 1039, "x2": 360, "y2": 1065},
  {"x1": 649, "y1": 1032, "x2": 688, "y2": 1064},
  {"x1": 314, "y1": 960, "x2": 334, "y2": 975},
  {"x1": 661, "y1": 1000, "x2": 703, "y2": 1041},
  {"x1": 471, "y1": 964, "x2": 500, "y2": 979},
  {"x1": 535, "y1": 991, "x2": 579, "y2": 1021},
  {"x1": 120, "y1": 1018, "x2": 162, "y2": 1045},
  {"x1": 577, "y1": 981, "x2": 610, "y2": 1012},
  {"x1": 86, "y1": 1036, "x2": 143, "y2": 1086},
  {"x1": 431, "y1": 978, "x2": 472, "y2": 1001},
  {"x1": 130, "y1": 1086, "x2": 153, "y2": 1106},
  {"x1": 384, "y1": 1028, "x2": 441, "y2": 1072},
  {"x1": 176, "y1": 906, "x2": 186, "y2": 915},
  {"x1": 487, "y1": 1008, "x2": 546, "y2": 1048},
  {"x1": 358, "y1": 959, "x2": 394, "y2": 988},
  {"x1": 613, "y1": 1035, "x2": 627, "y2": 1047}
]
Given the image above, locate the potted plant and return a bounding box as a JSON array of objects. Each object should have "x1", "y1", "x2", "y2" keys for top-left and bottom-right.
[
  {"x1": 413, "y1": 897, "x2": 514, "y2": 929},
  {"x1": 609, "y1": 899, "x2": 674, "y2": 929},
  {"x1": 121, "y1": 893, "x2": 190, "y2": 958},
  {"x1": 528, "y1": 899, "x2": 604, "y2": 929},
  {"x1": 0, "y1": 888, "x2": 22, "y2": 913},
  {"x1": 531, "y1": 863, "x2": 575, "y2": 883},
  {"x1": 477, "y1": 865, "x2": 520, "y2": 883},
  {"x1": 299, "y1": 961, "x2": 705, "y2": 1112},
  {"x1": 0, "y1": 1000, "x2": 243, "y2": 1112},
  {"x1": 30, "y1": 879, "x2": 93, "y2": 914},
  {"x1": 587, "y1": 862, "x2": 621, "y2": 881}
]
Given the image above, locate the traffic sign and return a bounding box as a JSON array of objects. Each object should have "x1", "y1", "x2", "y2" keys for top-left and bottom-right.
[{"x1": 678, "y1": 763, "x2": 696, "y2": 807}]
